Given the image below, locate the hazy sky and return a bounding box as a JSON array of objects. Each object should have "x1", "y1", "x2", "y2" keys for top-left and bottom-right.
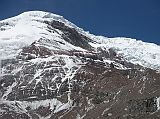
[{"x1": 0, "y1": 0, "x2": 160, "y2": 44}]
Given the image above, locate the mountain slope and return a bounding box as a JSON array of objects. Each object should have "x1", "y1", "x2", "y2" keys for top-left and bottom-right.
[
  {"x1": 0, "y1": 11, "x2": 160, "y2": 119},
  {"x1": 1, "y1": 11, "x2": 160, "y2": 70}
]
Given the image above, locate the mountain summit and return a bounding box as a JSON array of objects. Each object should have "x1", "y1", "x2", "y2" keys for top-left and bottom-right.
[{"x1": 0, "y1": 11, "x2": 160, "y2": 119}]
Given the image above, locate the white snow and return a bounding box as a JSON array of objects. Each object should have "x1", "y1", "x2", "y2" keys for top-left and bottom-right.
[
  {"x1": 0, "y1": 10, "x2": 160, "y2": 71},
  {"x1": 89, "y1": 36, "x2": 160, "y2": 70},
  {"x1": 157, "y1": 97, "x2": 160, "y2": 110},
  {"x1": 2, "y1": 81, "x2": 17, "y2": 100},
  {"x1": 0, "y1": 59, "x2": 1, "y2": 76},
  {"x1": 0, "y1": 98, "x2": 69, "y2": 114},
  {"x1": 28, "y1": 54, "x2": 83, "y2": 84},
  {"x1": 0, "y1": 11, "x2": 85, "y2": 61},
  {"x1": 103, "y1": 59, "x2": 129, "y2": 70},
  {"x1": 2, "y1": 10, "x2": 160, "y2": 118},
  {"x1": 54, "y1": 102, "x2": 70, "y2": 113}
]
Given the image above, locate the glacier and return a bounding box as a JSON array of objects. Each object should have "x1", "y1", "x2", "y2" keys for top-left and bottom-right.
[{"x1": 0, "y1": 11, "x2": 160, "y2": 71}]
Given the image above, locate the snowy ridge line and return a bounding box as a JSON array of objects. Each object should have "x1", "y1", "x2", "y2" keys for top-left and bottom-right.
[
  {"x1": 0, "y1": 11, "x2": 160, "y2": 70},
  {"x1": 0, "y1": 11, "x2": 85, "y2": 34},
  {"x1": 89, "y1": 37, "x2": 160, "y2": 71},
  {"x1": 0, "y1": 11, "x2": 86, "y2": 61}
]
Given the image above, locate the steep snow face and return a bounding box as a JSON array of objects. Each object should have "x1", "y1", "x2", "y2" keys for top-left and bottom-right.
[
  {"x1": 0, "y1": 11, "x2": 160, "y2": 70},
  {"x1": 89, "y1": 36, "x2": 160, "y2": 70},
  {"x1": 0, "y1": 11, "x2": 85, "y2": 60}
]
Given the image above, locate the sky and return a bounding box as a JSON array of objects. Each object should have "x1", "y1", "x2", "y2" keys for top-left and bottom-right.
[{"x1": 0, "y1": 0, "x2": 160, "y2": 45}]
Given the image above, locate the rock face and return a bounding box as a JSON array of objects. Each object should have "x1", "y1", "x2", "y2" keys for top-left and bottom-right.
[{"x1": 0, "y1": 11, "x2": 160, "y2": 119}]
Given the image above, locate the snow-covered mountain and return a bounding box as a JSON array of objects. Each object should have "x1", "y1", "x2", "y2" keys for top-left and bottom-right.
[
  {"x1": 0, "y1": 11, "x2": 160, "y2": 119},
  {"x1": 0, "y1": 11, "x2": 86, "y2": 59},
  {"x1": 0, "y1": 11, "x2": 160, "y2": 69},
  {"x1": 0, "y1": 11, "x2": 160, "y2": 70}
]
